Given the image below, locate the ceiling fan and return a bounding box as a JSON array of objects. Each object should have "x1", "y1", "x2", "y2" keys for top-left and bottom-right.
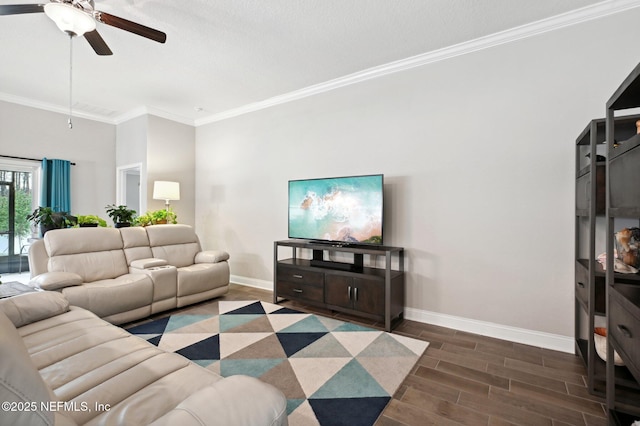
[{"x1": 0, "y1": 0, "x2": 166, "y2": 55}]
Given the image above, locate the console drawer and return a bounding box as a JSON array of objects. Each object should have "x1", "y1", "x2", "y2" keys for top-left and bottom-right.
[
  {"x1": 609, "y1": 284, "x2": 640, "y2": 381},
  {"x1": 277, "y1": 266, "x2": 324, "y2": 287},
  {"x1": 575, "y1": 262, "x2": 589, "y2": 307},
  {"x1": 277, "y1": 280, "x2": 324, "y2": 303}
]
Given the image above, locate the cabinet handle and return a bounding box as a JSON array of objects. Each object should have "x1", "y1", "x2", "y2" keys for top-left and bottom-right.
[
  {"x1": 577, "y1": 282, "x2": 585, "y2": 288},
  {"x1": 348, "y1": 286, "x2": 352, "y2": 300},
  {"x1": 354, "y1": 287, "x2": 358, "y2": 301},
  {"x1": 293, "y1": 274, "x2": 303, "y2": 279},
  {"x1": 617, "y1": 324, "x2": 633, "y2": 338},
  {"x1": 293, "y1": 288, "x2": 303, "y2": 293}
]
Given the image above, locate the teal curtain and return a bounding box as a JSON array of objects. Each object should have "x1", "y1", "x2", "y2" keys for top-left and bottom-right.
[{"x1": 40, "y1": 158, "x2": 71, "y2": 212}]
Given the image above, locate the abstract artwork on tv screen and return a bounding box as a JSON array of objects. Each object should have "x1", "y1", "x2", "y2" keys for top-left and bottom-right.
[{"x1": 288, "y1": 174, "x2": 383, "y2": 244}]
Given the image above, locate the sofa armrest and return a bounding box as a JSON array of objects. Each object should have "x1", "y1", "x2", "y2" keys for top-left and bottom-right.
[
  {"x1": 0, "y1": 291, "x2": 70, "y2": 328},
  {"x1": 150, "y1": 375, "x2": 287, "y2": 426},
  {"x1": 195, "y1": 250, "x2": 229, "y2": 264},
  {"x1": 30, "y1": 271, "x2": 83, "y2": 290},
  {"x1": 130, "y1": 258, "x2": 169, "y2": 269}
]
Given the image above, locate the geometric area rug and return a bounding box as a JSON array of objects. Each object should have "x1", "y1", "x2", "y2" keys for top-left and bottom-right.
[{"x1": 126, "y1": 300, "x2": 429, "y2": 426}]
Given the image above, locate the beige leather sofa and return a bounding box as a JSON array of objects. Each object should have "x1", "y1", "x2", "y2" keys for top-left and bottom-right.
[
  {"x1": 0, "y1": 291, "x2": 287, "y2": 426},
  {"x1": 28, "y1": 225, "x2": 230, "y2": 325}
]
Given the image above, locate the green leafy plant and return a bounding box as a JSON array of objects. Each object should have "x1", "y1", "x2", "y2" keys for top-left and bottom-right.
[
  {"x1": 26, "y1": 207, "x2": 77, "y2": 234},
  {"x1": 105, "y1": 205, "x2": 136, "y2": 226},
  {"x1": 135, "y1": 209, "x2": 177, "y2": 226},
  {"x1": 77, "y1": 215, "x2": 107, "y2": 227},
  {"x1": 151, "y1": 209, "x2": 177, "y2": 224}
]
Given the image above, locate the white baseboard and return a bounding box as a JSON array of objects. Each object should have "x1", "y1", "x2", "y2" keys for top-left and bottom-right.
[
  {"x1": 404, "y1": 307, "x2": 574, "y2": 354},
  {"x1": 230, "y1": 275, "x2": 274, "y2": 290},
  {"x1": 230, "y1": 276, "x2": 574, "y2": 353}
]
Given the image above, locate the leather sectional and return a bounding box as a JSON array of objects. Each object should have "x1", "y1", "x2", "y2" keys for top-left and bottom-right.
[
  {"x1": 0, "y1": 291, "x2": 287, "y2": 425},
  {"x1": 28, "y1": 224, "x2": 230, "y2": 324}
]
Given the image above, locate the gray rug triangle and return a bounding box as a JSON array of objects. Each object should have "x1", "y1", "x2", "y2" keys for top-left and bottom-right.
[{"x1": 125, "y1": 300, "x2": 428, "y2": 426}]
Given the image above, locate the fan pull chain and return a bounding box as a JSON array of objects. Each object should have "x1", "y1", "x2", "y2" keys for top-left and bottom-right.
[{"x1": 68, "y1": 34, "x2": 73, "y2": 130}]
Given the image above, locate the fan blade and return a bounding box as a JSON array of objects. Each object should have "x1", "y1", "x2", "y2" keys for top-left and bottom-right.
[
  {"x1": 97, "y1": 12, "x2": 166, "y2": 44},
  {"x1": 85, "y1": 30, "x2": 112, "y2": 56},
  {"x1": 0, "y1": 4, "x2": 45, "y2": 15}
]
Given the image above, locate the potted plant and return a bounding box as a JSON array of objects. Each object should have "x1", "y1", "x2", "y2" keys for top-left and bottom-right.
[
  {"x1": 26, "y1": 207, "x2": 77, "y2": 235},
  {"x1": 135, "y1": 209, "x2": 177, "y2": 226},
  {"x1": 150, "y1": 209, "x2": 177, "y2": 225},
  {"x1": 135, "y1": 213, "x2": 153, "y2": 227},
  {"x1": 77, "y1": 215, "x2": 107, "y2": 228},
  {"x1": 105, "y1": 204, "x2": 137, "y2": 228}
]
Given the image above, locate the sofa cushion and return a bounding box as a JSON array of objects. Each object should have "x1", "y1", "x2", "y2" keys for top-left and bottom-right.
[
  {"x1": 18, "y1": 308, "x2": 229, "y2": 425},
  {"x1": 146, "y1": 224, "x2": 201, "y2": 267},
  {"x1": 0, "y1": 311, "x2": 54, "y2": 426},
  {"x1": 61, "y1": 274, "x2": 153, "y2": 319},
  {"x1": 30, "y1": 272, "x2": 83, "y2": 291},
  {"x1": 120, "y1": 226, "x2": 155, "y2": 265},
  {"x1": 44, "y1": 228, "x2": 129, "y2": 282},
  {"x1": 44, "y1": 227, "x2": 123, "y2": 256},
  {"x1": 150, "y1": 375, "x2": 287, "y2": 426},
  {"x1": 0, "y1": 291, "x2": 69, "y2": 328},
  {"x1": 177, "y1": 263, "x2": 230, "y2": 297}
]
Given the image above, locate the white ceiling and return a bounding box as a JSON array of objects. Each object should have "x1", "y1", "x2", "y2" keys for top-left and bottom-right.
[{"x1": 0, "y1": 0, "x2": 624, "y2": 125}]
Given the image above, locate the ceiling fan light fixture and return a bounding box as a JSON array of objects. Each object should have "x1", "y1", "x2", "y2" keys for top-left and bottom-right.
[{"x1": 44, "y1": 3, "x2": 95, "y2": 36}]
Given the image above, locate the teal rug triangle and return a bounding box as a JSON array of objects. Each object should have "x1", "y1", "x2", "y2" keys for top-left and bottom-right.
[
  {"x1": 333, "y1": 322, "x2": 378, "y2": 332},
  {"x1": 124, "y1": 300, "x2": 428, "y2": 426},
  {"x1": 165, "y1": 314, "x2": 213, "y2": 332},
  {"x1": 220, "y1": 358, "x2": 284, "y2": 378},
  {"x1": 286, "y1": 399, "x2": 305, "y2": 416},
  {"x1": 279, "y1": 315, "x2": 330, "y2": 333},
  {"x1": 219, "y1": 314, "x2": 263, "y2": 332},
  {"x1": 310, "y1": 359, "x2": 389, "y2": 399}
]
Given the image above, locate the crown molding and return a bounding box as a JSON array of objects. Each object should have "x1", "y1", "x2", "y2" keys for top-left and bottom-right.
[
  {"x1": 195, "y1": 0, "x2": 640, "y2": 127},
  {"x1": 4, "y1": 0, "x2": 640, "y2": 127},
  {"x1": 0, "y1": 92, "x2": 115, "y2": 124},
  {"x1": 113, "y1": 106, "x2": 195, "y2": 126}
]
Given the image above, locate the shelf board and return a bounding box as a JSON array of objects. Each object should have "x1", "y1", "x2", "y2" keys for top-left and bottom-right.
[
  {"x1": 575, "y1": 209, "x2": 589, "y2": 217},
  {"x1": 278, "y1": 258, "x2": 403, "y2": 279},
  {"x1": 607, "y1": 61, "x2": 640, "y2": 110},
  {"x1": 576, "y1": 118, "x2": 606, "y2": 146},
  {"x1": 577, "y1": 258, "x2": 606, "y2": 277},
  {"x1": 610, "y1": 133, "x2": 640, "y2": 161},
  {"x1": 277, "y1": 239, "x2": 403, "y2": 255},
  {"x1": 608, "y1": 207, "x2": 640, "y2": 218}
]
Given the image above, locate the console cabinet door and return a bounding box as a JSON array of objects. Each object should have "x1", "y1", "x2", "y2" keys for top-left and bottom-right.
[
  {"x1": 325, "y1": 274, "x2": 385, "y2": 316},
  {"x1": 325, "y1": 275, "x2": 352, "y2": 309},
  {"x1": 353, "y1": 277, "x2": 385, "y2": 316}
]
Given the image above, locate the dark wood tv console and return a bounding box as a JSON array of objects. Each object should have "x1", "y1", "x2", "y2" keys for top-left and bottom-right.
[{"x1": 273, "y1": 239, "x2": 405, "y2": 331}]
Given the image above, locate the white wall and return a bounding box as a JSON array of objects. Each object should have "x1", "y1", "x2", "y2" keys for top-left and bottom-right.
[
  {"x1": 146, "y1": 115, "x2": 196, "y2": 226},
  {"x1": 116, "y1": 115, "x2": 147, "y2": 216},
  {"x1": 0, "y1": 101, "x2": 116, "y2": 217},
  {"x1": 195, "y1": 9, "x2": 640, "y2": 343}
]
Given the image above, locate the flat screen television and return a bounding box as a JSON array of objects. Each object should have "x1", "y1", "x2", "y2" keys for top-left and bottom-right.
[{"x1": 288, "y1": 174, "x2": 383, "y2": 245}]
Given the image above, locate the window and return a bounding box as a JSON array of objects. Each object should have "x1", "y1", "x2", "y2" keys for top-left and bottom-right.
[{"x1": 0, "y1": 160, "x2": 39, "y2": 274}]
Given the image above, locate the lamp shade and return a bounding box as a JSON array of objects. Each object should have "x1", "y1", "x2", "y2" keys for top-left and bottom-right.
[
  {"x1": 153, "y1": 181, "x2": 180, "y2": 201},
  {"x1": 44, "y1": 3, "x2": 96, "y2": 36}
]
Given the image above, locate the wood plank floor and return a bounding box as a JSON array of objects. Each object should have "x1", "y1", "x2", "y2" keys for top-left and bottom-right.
[{"x1": 137, "y1": 284, "x2": 609, "y2": 426}]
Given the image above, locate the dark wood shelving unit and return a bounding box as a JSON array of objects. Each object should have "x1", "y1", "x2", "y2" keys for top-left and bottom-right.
[
  {"x1": 604, "y1": 61, "x2": 640, "y2": 424},
  {"x1": 273, "y1": 239, "x2": 405, "y2": 332},
  {"x1": 574, "y1": 112, "x2": 640, "y2": 401},
  {"x1": 574, "y1": 117, "x2": 609, "y2": 397}
]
